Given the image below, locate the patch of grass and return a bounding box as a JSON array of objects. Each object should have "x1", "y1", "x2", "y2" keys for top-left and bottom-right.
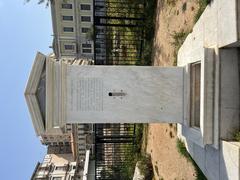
[
  {"x1": 142, "y1": 124, "x2": 149, "y2": 153},
  {"x1": 134, "y1": 124, "x2": 144, "y2": 153},
  {"x1": 176, "y1": 139, "x2": 207, "y2": 180},
  {"x1": 141, "y1": 0, "x2": 157, "y2": 65},
  {"x1": 171, "y1": 30, "x2": 189, "y2": 48},
  {"x1": 171, "y1": 29, "x2": 190, "y2": 66},
  {"x1": 138, "y1": 154, "x2": 154, "y2": 179},
  {"x1": 176, "y1": 139, "x2": 191, "y2": 160},
  {"x1": 234, "y1": 132, "x2": 240, "y2": 142},
  {"x1": 194, "y1": 0, "x2": 211, "y2": 23}
]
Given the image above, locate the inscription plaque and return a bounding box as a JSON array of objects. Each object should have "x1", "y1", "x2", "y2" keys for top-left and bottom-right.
[{"x1": 69, "y1": 78, "x2": 103, "y2": 111}]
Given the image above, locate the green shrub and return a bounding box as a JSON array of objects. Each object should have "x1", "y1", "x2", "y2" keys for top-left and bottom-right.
[
  {"x1": 194, "y1": 0, "x2": 211, "y2": 23},
  {"x1": 171, "y1": 30, "x2": 189, "y2": 66},
  {"x1": 176, "y1": 139, "x2": 191, "y2": 160},
  {"x1": 141, "y1": 0, "x2": 157, "y2": 66},
  {"x1": 138, "y1": 154, "x2": 154, "y2": 179},
  {"x1": 234, "y1": 132, "x2": 240, "y2": 142}
]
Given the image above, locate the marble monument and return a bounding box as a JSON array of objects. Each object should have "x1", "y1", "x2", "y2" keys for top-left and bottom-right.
[{"x1": 26, "y1": 52, "x2": 185, "y2": 133}]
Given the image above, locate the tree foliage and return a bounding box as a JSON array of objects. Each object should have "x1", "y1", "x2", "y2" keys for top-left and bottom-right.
[{"x1": 25, "y1": 0, "x2": 51, "y2": 7}]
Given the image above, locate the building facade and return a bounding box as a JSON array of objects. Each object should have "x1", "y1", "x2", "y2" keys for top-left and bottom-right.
[
  {"x1": 50, "y1": 0, "x2": 94, "y2": 59},
  {"x1": 31, "y1": 154, "x2": 77, "y2": 180}
]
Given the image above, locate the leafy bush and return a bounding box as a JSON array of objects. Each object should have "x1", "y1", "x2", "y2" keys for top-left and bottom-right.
[
  {"x1": 138, "y1": 154, "x2": 154, "y2": 179},
  {"x1": 234, "y1": 132, "x2": 240, "y2": 142},
  {"x1": 171, "y1": 30, "x2": 190, "y2": 65},
  {"x1": 194, "y1": 0, "x2": 211, "y2": 23}
]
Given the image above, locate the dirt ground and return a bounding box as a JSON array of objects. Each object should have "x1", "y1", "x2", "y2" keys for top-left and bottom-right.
[
  {"x1": 152, "y1": 0, "x2": 199, "y2": 66},
  {"x1": 146, "y1": 0, "x2": 201, "y2": 179},
  {"x1": 146, "y1": 124, "x2": 196, "y2": 180}
]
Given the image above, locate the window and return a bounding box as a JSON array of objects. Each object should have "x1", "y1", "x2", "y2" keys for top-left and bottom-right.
[
  {"x1": 62, "y1": 16, "x2": 73, "y2": 21},
  {"x1": 82, "y1": 43, "x2": 92, "y2": 48},
  {"x1": 62, "y1": 4, "x2": 72, "y2": 9},
  {"x1": 55, "y1": 166, "x2": 66, "y2": 171},
  {"x1": 96, "y1": 28, "x2": 104, "y2": 33},
  {"x1": 80, "y1": 4, "x2": 91, "y2": 10},
  {"x1": 65, "y1": 142, "x2": 70, "y2": 146},
  {"x1": 82, "y1": 49, "x2": 92, "y2": 53},
  {"x1": 81, "y1": 16, "x2": 91, "y2": 22},
  {"x1": 81, "y1": 27, "x2": 90, "y2": 33},
  {"x1": 79, "y1": 153, "x2": 85, "y2": 156},
  {"x1": 52, "y1": 177, "x2": 62, "y2": 180},
  {"x1": 64, "y1": 45, "x2": 74, "y2": 50},
  {"x1": 190, "y1": 62, "x2": 201, "y2": 128},
  {"x1": 68, "y1": 176, "x2": 74, "y2": 180},
  {"x1": 63, "y1": 27, "x2": 74, "y2": 32}
]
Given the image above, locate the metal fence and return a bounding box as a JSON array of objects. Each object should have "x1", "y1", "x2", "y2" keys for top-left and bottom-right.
[
  {"x1": 93, "y1": 0, "x2": 145, "y2": 65},
  {"x1": 94, "y1": 124, "x2": 136, "y2": 180},
  {"x1": 93, "y1": 1, "x2": 145, "y2": 178}
]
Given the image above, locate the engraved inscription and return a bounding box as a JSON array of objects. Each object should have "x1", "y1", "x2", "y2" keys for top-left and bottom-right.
[{"x1": 70, "y1": 78, "x2": 103, "y2": 111}]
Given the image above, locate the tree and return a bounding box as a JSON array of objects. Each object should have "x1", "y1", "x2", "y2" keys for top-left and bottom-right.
[{"x1": 25, "y1": 0, "x2": 51, "y2": 7}]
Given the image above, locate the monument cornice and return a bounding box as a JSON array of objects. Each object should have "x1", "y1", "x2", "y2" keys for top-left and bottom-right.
[{"x1": 25, "y1": 52, "x2": 46, "y2": 135}]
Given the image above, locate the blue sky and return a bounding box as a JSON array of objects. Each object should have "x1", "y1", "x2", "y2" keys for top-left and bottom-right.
[{"x1": 0, "y1": 0, "x2": 52, "y2": 179}]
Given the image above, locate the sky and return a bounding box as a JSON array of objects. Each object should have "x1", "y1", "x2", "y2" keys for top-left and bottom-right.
[{"x1": 0, "y1": 0, "x2": 52, "y2": 179}]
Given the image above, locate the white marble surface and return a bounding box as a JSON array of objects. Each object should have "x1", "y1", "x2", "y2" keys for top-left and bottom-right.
[
  {"x1": 25, "y1": 52, "x2": 46, "y2": 135},
  {"x1": 177, "y1": 0, "x2": 240, "y2": 179},
  {"x1": 220, "y1": 141, "x2": 240, "y2": 180},
  {"x1": 63, "y1": 66, "x2": 184, "y2": 124}
]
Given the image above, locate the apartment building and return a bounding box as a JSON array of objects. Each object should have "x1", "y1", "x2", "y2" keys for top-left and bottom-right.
[
  {"x1": 73, "y1": 124, "x2": 95, "y2": 159},
  {"x1": 50, "y1": 0, "x2": 94, "y2": 59},
  {"x1": 31, "y1": 154, "x2": 77, "y2": 180}
]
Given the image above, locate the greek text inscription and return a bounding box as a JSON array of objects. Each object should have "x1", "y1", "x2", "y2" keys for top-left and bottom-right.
[{"x1": 70, "y1": 78, "x2": 103, "y2": 111}]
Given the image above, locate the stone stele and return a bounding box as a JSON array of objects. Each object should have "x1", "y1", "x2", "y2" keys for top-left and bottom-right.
[
  {"x1": 26, "y1": 52, "x2": 185, "y2": 132},
  {"x1": 25, "y1": 53, "x2": 184, "y2": 134}
]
